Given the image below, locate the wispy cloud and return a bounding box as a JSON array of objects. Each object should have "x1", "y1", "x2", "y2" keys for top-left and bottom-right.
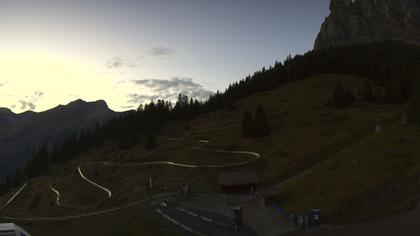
[
  {"x1": 127, "y1": 77, "x2": 214, "y2": 105},
  {"x1": 147, "y1": 47, "x2": 176, "y2": 58},
  {"x1": 17, "y1": 91, "x2": 44, "y2": 111},
  {"x1": 106, "y1": 56, "x2": 126, "y2": 69},
  {"x1": 127, "y1": 94, "x2": 162, "y2": 104},
  {"x1": 105, "y1": 46, "x2": 176, "y2": 70},
  {"x1": 18, "y1": 100, "x2": 36, "y2": 110}
]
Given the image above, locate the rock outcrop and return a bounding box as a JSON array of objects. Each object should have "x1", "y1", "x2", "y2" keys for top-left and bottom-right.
[{"x1": 314, "y1": 0, "x2": 420, "y2": 50}]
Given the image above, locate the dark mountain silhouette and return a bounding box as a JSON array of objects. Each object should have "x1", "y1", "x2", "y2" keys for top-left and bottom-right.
[{"x1": 0, "y1": 99, "x2": 117, "y2": 178}]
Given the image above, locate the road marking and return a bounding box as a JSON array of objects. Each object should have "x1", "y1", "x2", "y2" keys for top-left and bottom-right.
[
  {"x1": 213, "y1": 220, "x2": 229, "y2": 227},
  {"x1": 156, "y1": 209, "x2": 207, "y2": 236},
  {"x1": 176, "y1": 207, "x2": 199, "y2": 217},
  {"x1": 77, "y1": 167, "x2": 112, "y2": 198},
  {"x1": 200, "y1": 216, "x2": 213, "y2": 223},
  {"x1": 176, "y1": 207, "x2": 229, "y2": 227}
]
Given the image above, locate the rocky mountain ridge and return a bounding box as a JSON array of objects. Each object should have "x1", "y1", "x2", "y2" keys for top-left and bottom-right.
[
  {"x1": 314, "y1": 0, "x2": 420, "y2": 50},
  {"x1": 0, "y1": 99, "x2": 116, "y2": 178}
]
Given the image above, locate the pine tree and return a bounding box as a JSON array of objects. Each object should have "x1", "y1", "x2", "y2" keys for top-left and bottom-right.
[
  {"x1": 5, "y1": 176, "x2": 12, "y2": 189},
  {"x1": 118, "y1": 131, "x2": 129, "y2": 149},
  {"x1": 37, "y1": 143, "x2": 50, "y2": 174},
  {"x1": 332, "y1": 82, "x2": 348, "y2": 108},
  {"x1": 409, "y1": 77, "x2": 420, "y2": 125},
  {"x1": 0, "y1": 183, "x2": 6, "y2": 196},
  {"x1": 14, "y1": 167, "x2": 23, "y2": 186},
  {"x1": 374, "y1": 88, "x2": 385, "y2": 105},
  {"x1": 362, "y1": 79, "x2": 374, "y2": 102},
  {"x1": 254, "y1": 105, "x2": 270, "y2": 138},
  {"x1": 344, "y1": 88, "x2": 355, "y2": 103},
  {"x1": 145, "y1": 132, "x2": 157, "y2": 150},
  {"x1": 241, "y1": 109, "x2": 253, "y2": 137}
]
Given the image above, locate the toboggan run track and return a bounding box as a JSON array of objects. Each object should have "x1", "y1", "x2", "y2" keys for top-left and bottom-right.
[{"x1": 0, "y1": 136, "x2": 260, "y2": 221}]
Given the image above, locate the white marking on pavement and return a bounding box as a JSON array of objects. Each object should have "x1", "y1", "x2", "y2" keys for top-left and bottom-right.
[
  {"x1": 156, "y1": 209, "x2": 207, "y2": 236},
  {"x1": 176, "y1": 207, "x2": 199, "y2": 217},
  {"x1": 200, "y1": 216, "x2": 213, "y2": 223},
  {"x1": 176, "y1": 207, "x2": 229, "y2": 227}
]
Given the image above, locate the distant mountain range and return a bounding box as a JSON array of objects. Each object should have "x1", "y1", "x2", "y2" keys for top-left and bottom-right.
[{"x1": 0, "y1": 99, "x2": 118, "y2": 178}]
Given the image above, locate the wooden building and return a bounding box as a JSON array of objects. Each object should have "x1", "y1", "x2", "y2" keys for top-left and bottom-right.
[{"x1": 217, "y1": 171, "x2": 259, "y2": 193}]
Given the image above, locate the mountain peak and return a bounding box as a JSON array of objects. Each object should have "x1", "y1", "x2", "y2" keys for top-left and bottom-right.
[
  {"x1": 0, "y1": 107, "x2": 14, "y2": 115},
  {"x1": 315, "y1": 0, "x2": 420, "y2": 50},
  {"x1": 65, "y1": 99, "x2": 110, "y2": 109}
]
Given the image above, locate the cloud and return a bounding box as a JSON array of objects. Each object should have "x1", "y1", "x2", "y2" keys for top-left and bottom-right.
[
  {"x1": 34, "y1": 91, "x2": 44, "y2": 97},
  {"x1": 18, "y1": 100, "x2": 36, "y2": 110},
  {"x1": 106, "y1": 57, "x2": 125, "y2": 69},
  {"x1": 105, "y1": 56, "x2": 140, "y2": 69},
  {"x1": 17, "y1": 91, "x2": 44, "y2": 111},
  {"x1": 127, "y1": 94, "x2": 162, "y2": 104},
  {"x1": 147, "y1": 47, "x2": 175, "y2": 57},
  {"x1": 128, "y1": 77, "x2": 214, "y2": 105},
  {"x1": 105, "y1": 46, "x2": 176, "y2": 70}
]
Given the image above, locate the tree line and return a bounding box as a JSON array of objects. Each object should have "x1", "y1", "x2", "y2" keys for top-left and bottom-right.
[
  {"x1": 3, "y1": 39, "x2": 420, "y2": 193},
  {"x1": 242, "y1": 105, "x2": 270, "y2": 138}
]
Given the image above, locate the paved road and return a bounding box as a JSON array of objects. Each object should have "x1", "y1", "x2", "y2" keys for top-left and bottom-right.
[
  {"x1": 181, "y1": 193, "x2": 294, "y2": 236},
  {"x1": 282, "y1": 205, "x2": 420, "y2": 236},
  {"x1": 154, "y1": 204, "x2": 258, "y2": 236}
]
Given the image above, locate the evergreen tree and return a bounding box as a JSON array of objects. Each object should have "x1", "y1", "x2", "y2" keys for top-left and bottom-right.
[
  {"x1": 5, "y1": 176, "x2": 12, "y2": 189},
  {"x1": 145, "y1": 132, "x2": 157, "y2": 150},
  {"x1": 37, "y1": 143, "x2": 50, "y2": 174},
  {"x1": 362, "y1": 79, "x2": 374, "y2": 102},
  {"x1": 344, "y1": 88, "x2": 355, "y2": 103},
  {"x1": 374, "y1": 88, "x2": 385, "y2": 105},
  {"x1": 14, "y1": 167, "x2": 23, "y2": 187},
  {"x1": 409, "y1": 77, "x2": 420, "y2": 125},
  {"x1": 253, "y1": 105, "x2": 270, "y2": 138},
  {"x1": 241, "y1": 109, "x2": 253, "y2": 137},
  {"x1": 118, "y1": 130, "x2": 129, "y2": 149},
  {"x1": 0, "y1": 183, "x2": 6, "y2": 196},
  {"x1": 332, "y1": 82, "x2": 348, "y2": 108}
]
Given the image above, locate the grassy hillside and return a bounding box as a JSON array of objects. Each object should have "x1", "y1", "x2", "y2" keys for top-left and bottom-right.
[{"x1": 1, "y1": 73, "x2": 419, "y2": 235}]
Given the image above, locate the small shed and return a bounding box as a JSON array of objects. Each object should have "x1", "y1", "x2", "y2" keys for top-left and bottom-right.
[{"x1": 217, "y1": 171, "x2": 259, "y2": 193}]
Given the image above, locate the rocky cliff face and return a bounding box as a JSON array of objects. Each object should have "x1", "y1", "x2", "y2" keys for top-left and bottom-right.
[{"x1": 314, "y1": 0, "x2": 420, "y2": 50}]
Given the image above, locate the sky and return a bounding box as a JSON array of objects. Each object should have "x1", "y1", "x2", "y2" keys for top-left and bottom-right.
[{"x1": 0, "y1": 0, "x2": 330, "y2": 113}]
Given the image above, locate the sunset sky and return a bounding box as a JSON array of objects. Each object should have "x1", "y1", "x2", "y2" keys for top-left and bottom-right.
[{"x1": 0, "y1": 0, "x2": 329, "y2": 112}]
